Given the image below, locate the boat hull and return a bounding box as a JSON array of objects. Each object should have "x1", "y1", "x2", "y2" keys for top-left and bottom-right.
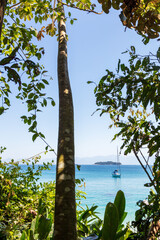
[{"x1": 112, "y1": 174, "x2": 121, "y2": 178}]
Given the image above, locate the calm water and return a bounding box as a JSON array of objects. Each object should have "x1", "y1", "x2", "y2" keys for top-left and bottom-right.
[{"x1": 39, "y1": 164, "x2": 150, "y2": 223}]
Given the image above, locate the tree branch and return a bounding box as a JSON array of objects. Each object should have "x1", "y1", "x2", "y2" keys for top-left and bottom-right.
[
  {"x1": 38, "y1": 133, "x2": 57, "y2": 156},
  {"x1": 52, "y1": 0, "x2": 57, "y2": 29},
  {"x1": 0, "y1": 0, "x2": 6, "y2": 38},
  {"x1": 62, "y1": 2, "x2": 103, "y2": 15},
  {"x1": 24, "y1": 151, "x2": 46, "y2": 161},
  {"x1": 133, "y1": 145, "x2": 156, "y2": 190},
  {"x1": 34, "y1": 109, "x2": 57, "y2": 156},
  {"x1": 10, "y1": 1, "x2": 21, "y2": 9},
  {"x1": 139, "y1": 149, "x2": 154, "y2": 177}
]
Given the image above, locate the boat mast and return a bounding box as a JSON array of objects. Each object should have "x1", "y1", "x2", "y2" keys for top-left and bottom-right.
[{"x1": 117, "y1": 147, "x2": 121, "y2": 173}]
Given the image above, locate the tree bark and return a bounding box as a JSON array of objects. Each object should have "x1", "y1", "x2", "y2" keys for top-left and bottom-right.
[
  {"x1": 53, "y1": 5, "x2": 77, "y2": 240},
  {"x1": 0, "y1": 0, "x2": 6, "y2": 38},
  {"x1": 147, "y1": 221, "x2": 160, "y2": 240}
]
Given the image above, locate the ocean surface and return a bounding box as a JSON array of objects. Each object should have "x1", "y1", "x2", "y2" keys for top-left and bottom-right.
[{"x1": 39, "y1": 164, "x2": 151, "y2": 223}]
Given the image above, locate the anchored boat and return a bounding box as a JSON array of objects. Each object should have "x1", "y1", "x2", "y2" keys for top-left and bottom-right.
[{"x1": 112, "y1": 148, "x2": 121, "y2": 178}]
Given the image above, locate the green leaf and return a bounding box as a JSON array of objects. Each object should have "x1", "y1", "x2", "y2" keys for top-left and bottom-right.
[
  {"x1": 144, "y1": 183, "x2": 153, "y2": 187},
  {"x1": 0, "y1": 56, "x2": 14, "y2": 65},
  {"x1": 90, "y1": 205, "x2": 98, "y2": 212},
  {"x1": 32, "y1": 133, "x2": 38, "y2": 142},
  {"x1": 76, "y1": 164, "x2": 81, "y2": 171},
  {"x1": 20, "y1": 231, "x2": 26, "y2": 240},
  {"x1": 30, "y1": 217, "x2": 37, "y2": 233},
  {"x1": 87, "y1": 81, "x2": 93, "y2": 84},
  {"x1": 78, "y1": 222, "x2": 89, "y2": 235},
  {"x1": 5, "y1": 67, "x2": 21, "y2": 86},
  {"x1": 121, "y1": 64, "x2": 126, "y2": 72},
  {"x1": 0, "y1": 107, "x2": 5, "y2": 115},
  {"x1": 115, "y1": 228, "x2": 128, "y2": 239},
  {"x1": 38, "y1": 215, "x2": 52, "y2": 240},
  {"x1": 28, "y1": 93, "x2": 34, "y2": 99},
  {"x1": 128, "y1": 116, "x2": 135, "y2": 124},
  {"x1": 135, "y1": 59, "x2": 141, "y2": 70},
  {"x1": 4, "y1": 97, "x2": 10, "y2": 106},
  {"x1": 152, "y1": 66, "x2": 160, "y2": 71},
  {"x1": 51, "y1": 100, "x2": 55, "y2": 107},
  {"x1": 117, "y1": 59, "x2": 121, "y2": 73},
  {"x1": 28, "y1": 229, "x2": 35, "y2": 240},
  {"x1": 79, "y1": 209, "x2": 90, "y2": 221},
  {"x1": 130, "y1": 46, "x2": 135, "y2": 54},
  {"x1": 38, "y1": 83, "x2": 45, "y2": 89},
  {"x1": 114, "y1": 190, "x2": 125, "y2": 225},
  {"x1": 102, "y1": 202, "x2": 119, "y2": 240},
  {"x1": 21, "y1": 115, "x2": 27, "y2": 119},
  {"x1": 39, "y1": 132, "x2": 45, "y2": 139},
  {"x1": 10, "y1": 46, "x2": 20, "y2": 57},
  {"x1": 43, "y1": 98, "x2": 47, "y2": 106},
  {"x1": 10, "y1": 63, "x2": 19, "y2": 68},
  {"x1": 25, "y1": 60, "x2": 36, "y2": 68},
  {"x1": 157, "y1": 47, "x2": 160, "y2": 59},
  {"x1": 42, "y1": 79, "x2": 49, "y2": 85},
  {"x1": 32, "y1": 121, "x2": 37, "y2": 129},
  {"x1": 70, "y1": 19, "x2": 74, "y2": 25}
]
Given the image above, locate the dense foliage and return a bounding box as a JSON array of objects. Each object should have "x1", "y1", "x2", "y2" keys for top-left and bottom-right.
[
  {"x1": 0, "y1": 147, "x2": 55, "y2": 239},
  {"x1": 0, "y1": 150, "x2": 104, "y2": 240},
  {"x1": 98, "y1": 0, "x2": 160, "y2": 41},
  {"x1": 93, "y1": 45, "x2": 160, "y2": 238},
  {"x1": 1, "y1": 0, "x2": 160, "y2": 239}
]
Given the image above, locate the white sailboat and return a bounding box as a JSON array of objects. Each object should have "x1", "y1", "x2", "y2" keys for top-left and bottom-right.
[{"x1": 112, "y1": 148, "x2": 121, "y2": 178}]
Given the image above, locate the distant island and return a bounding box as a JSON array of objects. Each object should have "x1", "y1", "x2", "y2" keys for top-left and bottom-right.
[{"x1": 94, "y1": 161, "x2": 121, "y2": 165}]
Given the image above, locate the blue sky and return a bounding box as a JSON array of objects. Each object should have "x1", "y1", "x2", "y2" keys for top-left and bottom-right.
[{"x1": 1, "y1": 5, "x2": 159, "y2": 164}]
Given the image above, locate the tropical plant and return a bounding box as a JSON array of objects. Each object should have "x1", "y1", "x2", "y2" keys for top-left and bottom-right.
[
  {"x1": 1, "y1": 1, "x2": 101, "y2": 238},
  {"x1": 127, "y1": 157, "x2": 160, "y2": 240},
  {"x1": 77, "y1": 205, "x2": 102, "y2": 239},
  {"x1": 0, "y1": 147, "x2": 94, "y2": 239},
  {"x1": 102, "y1": 190, "x2": 131, "y2": 240},
  {"x1": 93, "y1": 46, "x2": 160, "y2": 174},
  {"x1": 19, "y1": 213, "x2": 53, "y2": 240},
  {"x1": 82, "y1": 190, "x2": 131, "y2": 240},
  {"x1": 2, "y1": 0, "x2": 160, "y2": 239},
  {"x1": 17, "y1": 203, "x2": 102, "y2": 240},
  {"x1": 93, "y1": 45, "x2": 160, "y2": 239},
  {"x1": 98, "y1": 0, "x2": 160, "y2": 41},
  {"x1": 0, "y1": 147, "x2": 55, "y2": 239}
]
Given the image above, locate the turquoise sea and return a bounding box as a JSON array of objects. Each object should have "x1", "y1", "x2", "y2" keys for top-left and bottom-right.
[{"x1": 40, "y1": 164, "x2": 150, "y2": 223}]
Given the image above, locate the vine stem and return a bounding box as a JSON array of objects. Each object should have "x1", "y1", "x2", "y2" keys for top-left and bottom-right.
[{"x1": 24, "y1": 151, "x2": 46, "y2": 161}]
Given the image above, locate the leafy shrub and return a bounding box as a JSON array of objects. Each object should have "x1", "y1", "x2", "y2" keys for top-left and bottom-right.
[
  {"x1": 129, "y1": 157, "x2": 160, "y2": 240},
  {"x1": 77, "y1": 205, "x2": 102, "y2": 238},
  {"x1": 0, "y1": 148, "x2": 55, "y2": 239},
  {"x1": 102, "y1": 190, "x2": 131, "y2": 240}
]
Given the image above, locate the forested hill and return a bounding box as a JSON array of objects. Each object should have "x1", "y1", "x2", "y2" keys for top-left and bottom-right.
[{"x1": 94, "y1": 161, "x2": 121, "y2": 165}]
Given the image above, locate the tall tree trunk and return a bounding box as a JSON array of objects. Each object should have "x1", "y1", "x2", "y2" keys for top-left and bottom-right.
[
  {"x1": 53, "y1": 5, "x2": 77, "y2": 240},
  {"x1": 0, "y1": 0, "x2": 6, "y2": 38}
]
